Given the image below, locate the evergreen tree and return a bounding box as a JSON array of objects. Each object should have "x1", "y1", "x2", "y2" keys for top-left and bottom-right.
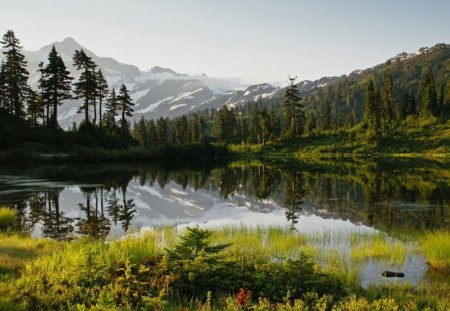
[
  {"x1": 42, "y1": 46, "x2": 73, "y2": 128},
  {"x1": 37, "y1": 62, "x2": 50, "y2": 126},
  {"x1": 0, "y1": 60, "x2": 6, "y2": 111},
  {"x1": 283, "y1": 77, "x2": 304, "y2": 140},
  {"x1": 96, "y1": 69, "x2": 109, "y2": 128},
  {"x1": 189, "y1": 113, "x2": 201, "y2": 142},
  {"x1": 321, "y1": 97, "x2": 332, "y2": 131},
  {"x1": 249, "y1": 103, "x2": 261, "y2": 143},
  {"x1": 104, "y1": 88, "x2": 119, "y2": 129},
  {"x1": 147, "y1": 119, "x2": 157, "y2": 147},
  {"x1": 135, "y1": 116, "x2": 148, "y2": 148},
  {"x1": 305, "y1": 111, "x2": 316, "y2": 135},
  {"x1": 259, "y1": 109, "x2": 271, "y2": 145},
  {"x1": 156, "y1": 117, "x2": 168, "y2": 145},
  {"x1": 1, "y1": 30, "x2": 30, "y2": 117},
  {"x1": 381, "y1": 74, "x2": 398, "y2": 123},
  {"x1": 213, "y1": 106, "x2": 237, "y2": 142},
  {"x1": 26, "y1": 89, "x2": 43, "y2": 127},
  {"x1": 362, "y1": 80, "x2": 382, "y2": 138},
  {"x1": 363, "y1": 80, "x2": 376, "y2": 124},
  {"x1": 401, "y1": 92, "x2": 416, "y2": 117},
  {"x1": 117, "y1": 84, "x2": 134, "y2": 134},
  {"x1": 73, "y1": 49, "x2": 97, "y2": 125},
  {"x1": 418, "y1": 73, "x2": 438, "y2": 117},
  {"x1": 444, "y1": 79, "x2": 450, "y2": 118}
]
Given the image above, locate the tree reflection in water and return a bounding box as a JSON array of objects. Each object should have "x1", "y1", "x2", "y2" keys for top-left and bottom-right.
[{"x1": 1, "y1": 158, "x2": 449, "y2": 238}]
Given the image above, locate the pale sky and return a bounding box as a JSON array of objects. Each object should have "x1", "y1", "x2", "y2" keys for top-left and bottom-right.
[{"x1": 1, "y1": 0, "x2": 449, "y2": 85}]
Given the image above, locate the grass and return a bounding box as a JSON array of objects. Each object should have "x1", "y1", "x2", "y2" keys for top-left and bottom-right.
[
  {"x1": 420, "y1": 230, "x2": 450, "y2": 273},
  {"x1": 0, "y1": 207, "x2": 15, "y2": 229},
  {"x1": 0, "y1": 233, "x2": 60, "y2": 311},
  {"x1": 1, "y1": 226, "x2": 450, "y2": 310}
]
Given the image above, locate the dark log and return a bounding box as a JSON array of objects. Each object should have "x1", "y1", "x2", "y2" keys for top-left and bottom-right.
[{"x1": 381, "y1": 271, "x2": 405, "y2": 277}]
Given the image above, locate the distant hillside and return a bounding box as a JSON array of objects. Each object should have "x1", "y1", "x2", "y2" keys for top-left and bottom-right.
[{"x1": 287, "y1": 43, "x2": 450, "y2": 125}]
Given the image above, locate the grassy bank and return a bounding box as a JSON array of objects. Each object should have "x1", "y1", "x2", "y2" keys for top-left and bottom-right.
[
  {"x1": 229, "y1": 116, "x2": 450, "y2": 158},
  {"x1": 1, "y1": 226, "x2": 449, "y2": 310}
]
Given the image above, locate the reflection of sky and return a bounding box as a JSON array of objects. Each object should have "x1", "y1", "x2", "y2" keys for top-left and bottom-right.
[{"x1": 51, "y1": 180, "x2": 377, "y2": 235}]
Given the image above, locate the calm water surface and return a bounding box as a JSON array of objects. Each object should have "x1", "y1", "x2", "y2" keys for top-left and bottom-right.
[{"x1": 1, "y1": 158, "x2": 449, "y2": 286}]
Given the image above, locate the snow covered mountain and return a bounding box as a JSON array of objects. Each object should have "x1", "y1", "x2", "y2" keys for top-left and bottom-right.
[{"x1": 10, "y1": 38, "x2": 279, "y2": 128}]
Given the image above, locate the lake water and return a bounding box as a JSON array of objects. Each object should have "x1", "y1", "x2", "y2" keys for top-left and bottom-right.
[{"x1": 1, "y1": 158, "x2": 449, "y2": 286}]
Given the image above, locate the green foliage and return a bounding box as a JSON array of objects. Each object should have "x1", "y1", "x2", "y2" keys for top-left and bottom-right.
[
  {"x1": 238, "y1": 255, "x2": 343, "y2": 302},
  {"x1": 165, "y1": 227, "x2": 236, "y2": 299}
]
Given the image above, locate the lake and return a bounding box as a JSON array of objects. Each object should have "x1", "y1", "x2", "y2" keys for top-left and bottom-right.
[{"x1": 1, "y1": 157, "x2": 449, "y2": 286}]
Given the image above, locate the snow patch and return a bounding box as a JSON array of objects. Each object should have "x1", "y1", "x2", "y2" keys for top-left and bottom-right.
[
  {"x1": 135, "y1": 96, "x2": 174, "y2": 114},
  {"x1": 169, "y1": 103, "x2": 188, "y2": 111},
  {"x1": 130, "y1": 89, "x2": 149, "y2": 104},
  {"x1": 170, "y1": 88, "x2": 204, "y2": 103}
]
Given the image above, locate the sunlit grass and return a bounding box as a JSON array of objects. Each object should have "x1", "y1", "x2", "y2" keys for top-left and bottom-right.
[
  {"x1": 420, "y1": 230, "x2": 450, "y2": 273},
  {"x1": 0, "y1": 207, "x2": 16, "y2": 228}
]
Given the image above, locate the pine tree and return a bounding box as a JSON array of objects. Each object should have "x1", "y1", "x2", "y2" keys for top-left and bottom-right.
[
  {"x1": 1, "y1": 30, "x2": 30, "y2": 117},
  {"x1": 0, "y1": 61, "x2": 6, "y2": 111},
  {"x1": 363, "y1": 80, "x2": 376, "y2": 125},
  {"x1": 26, "y1": 89, "x2": 43, "y2": 127},
  {"x1": 444, "y1": 79, "x2": 450, "y2": 118},
  {"x1": 381, "y1": 74, "x2": 398, "y2": 122},
  {"x1": 156, "y1": 117, "x2": 168, "y2": 145},
  {"x1": 321, "y1": 97, "x2": 332, "y2": 131},
  {"x1": 117, "y1": 83, "x2": 134, "y2": 134},
  {"x1": 104, "y1": 88, "x2": 119, "y2": 129},
  {"x1": 37, "y1": 62, "x2": 50, "y2": 126},
  {"x1": 73, "y1": 49, "x2": 97, "y2": 125},
  {"x1": 305, "y1": 111, "x2": 316, "y2": 135},
  {"x1": 259, "y1": 109, "x2": 271, "y2": 145},
  {"x1": 135, "y1": 116, "x2": 148, "y2": 148},
  {"x1": 418, "y1": 73, "x2": 438, "y2": 117},
  {"x1": 96, "y1": 69, "x2": 109, "y2": 129},
  {"x1": 147, "y1": 119, "x2": 157, "y2": 147},
  {"x1": 362, "y1": 80, "x2": 382, "y2": 139},
  {"x1": 42, "y1": 46, "x2": 73, "y2": 128},
  {"x1": 283, "y1": 77, "x2": 304, "y2": 140}
]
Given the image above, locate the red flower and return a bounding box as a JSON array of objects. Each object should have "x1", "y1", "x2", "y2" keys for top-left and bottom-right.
[{"x1": 236, "y1": 288, "x2": 251, "y2": 306}]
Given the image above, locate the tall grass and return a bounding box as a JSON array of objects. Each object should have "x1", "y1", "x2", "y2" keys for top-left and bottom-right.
[
  {"x1": 0, "y1": 207, "x2": 15, "y2": 228},
  {"x1": 420, "y1": 230, "x2": 450, "y2": 273}
]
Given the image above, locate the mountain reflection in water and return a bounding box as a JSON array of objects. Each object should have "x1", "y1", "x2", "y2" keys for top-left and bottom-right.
[{"x1": 0, "y1": 158, "x2": 449, "y2": 239}]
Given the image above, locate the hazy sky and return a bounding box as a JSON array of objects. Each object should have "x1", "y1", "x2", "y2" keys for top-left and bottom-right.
[{"x1": 1, "y1": 0, "x2": 449, "y2": 85}]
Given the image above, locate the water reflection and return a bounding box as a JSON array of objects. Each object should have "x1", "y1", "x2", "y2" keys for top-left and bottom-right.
[{"x1": 0, "y1": 158, "x2": 449, "y2": 239}]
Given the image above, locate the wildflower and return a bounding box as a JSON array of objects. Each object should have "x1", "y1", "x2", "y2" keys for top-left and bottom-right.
[{"x1": 236, "y1": 288, "x2": 251, "y2": 306}]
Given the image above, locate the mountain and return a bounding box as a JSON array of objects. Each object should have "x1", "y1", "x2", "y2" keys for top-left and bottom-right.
[
  {"x1": 4, "y1": 38, "x2": 279, "y2": 128},
  {"x1": 288, "y1": 43, "x2": 450, "y2": 125}
]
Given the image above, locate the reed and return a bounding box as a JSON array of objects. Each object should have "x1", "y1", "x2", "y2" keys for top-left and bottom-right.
[{"x1": 420, "y1": 230, "x2": 450, "y2": 273}]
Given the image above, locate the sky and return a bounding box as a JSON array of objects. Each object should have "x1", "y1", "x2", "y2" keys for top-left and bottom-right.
[{"x1": 1, "y1": 0, "x2": 449, "y2": 86}]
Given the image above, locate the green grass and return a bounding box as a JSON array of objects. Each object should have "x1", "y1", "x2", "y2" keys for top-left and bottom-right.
[
  {"x1": 0, "y1": 208, "x2": 15, "y2": 229},
  {"x1": 1, "y1": 227, "x2": 450, "y2": 310},
  {"x1": 420, "y1": 230, "x2": 450, "y2": 273},
  {"x1": 229, "y1": 117, "x2": 450, "y2": 158}
]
